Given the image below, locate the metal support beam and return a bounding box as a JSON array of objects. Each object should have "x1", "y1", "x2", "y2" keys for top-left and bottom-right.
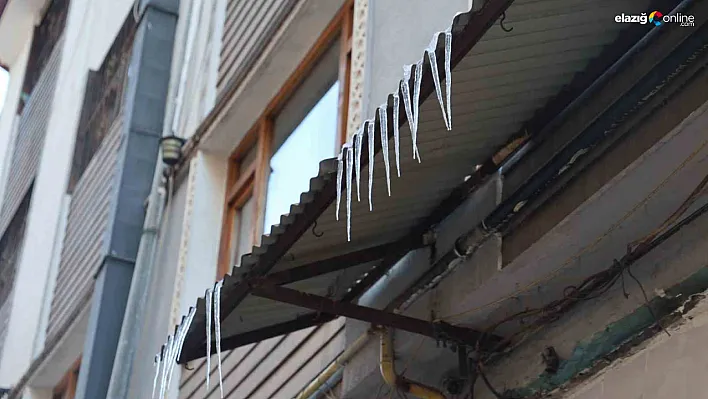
[
  {"x1": 250, "y1": 284, "x2": 502, "y2": 350},
  {"x1": 254, "y1": 240, "x2": 419, "y2": 286}
]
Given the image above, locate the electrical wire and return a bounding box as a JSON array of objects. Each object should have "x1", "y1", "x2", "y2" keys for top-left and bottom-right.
[
  {"x1": 399, "y1": 335, "x2": 427, "y2": 377},
  {"x1": 440, "y1": 138, "x2": 708, "y2": 322},
  {"x1": 465, "y1": 170, "x2": 708, "y2": 397},
  {"x1": 476, "y1": 362, "x2": 503, "y2": 399}
]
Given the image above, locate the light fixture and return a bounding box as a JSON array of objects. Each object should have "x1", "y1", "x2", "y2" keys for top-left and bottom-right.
[{"x1": 160, "y1": 135, "x2": 186, "y2": 166}]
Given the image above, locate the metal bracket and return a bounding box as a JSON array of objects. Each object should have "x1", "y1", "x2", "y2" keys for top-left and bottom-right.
[{"x1": 250, "y1": 283, "x2": 504, "y2": 351}]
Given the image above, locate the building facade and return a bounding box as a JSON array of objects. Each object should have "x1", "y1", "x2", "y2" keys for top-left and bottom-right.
[{"x1": 0, "y1": 0, "x2": 708, "y2": 399}]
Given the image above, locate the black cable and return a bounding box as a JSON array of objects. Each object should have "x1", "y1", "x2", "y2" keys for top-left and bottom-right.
[
  {"x1": 477, "y1": 363, "x2": 504, "y2": 399},
  {"x1": 374, "y1": 381, "x2": 385, "y2": 399},
  {"x1": 626, "y1": 264, "x2": 671, "y2": 337},
  {"x1": 468, "y1": 370, "x2": 478, "y2": 399},
  {"x1": 473, "y1": 200, "x2": 708, "y2": 396}
]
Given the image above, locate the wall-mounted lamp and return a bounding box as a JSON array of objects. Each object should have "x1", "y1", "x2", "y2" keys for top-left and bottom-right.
[{"x1": 160, "y1": 135, "x2": 186, "y2": 166}]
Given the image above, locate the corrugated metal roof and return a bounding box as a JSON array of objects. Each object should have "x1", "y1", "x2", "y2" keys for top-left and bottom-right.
[{"x1": 178, "y1": 0, "x2": 653, "y2": 362}]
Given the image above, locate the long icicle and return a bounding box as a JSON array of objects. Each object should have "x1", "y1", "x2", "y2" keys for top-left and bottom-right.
[
  {"x1": 427, "y1": 34, "x2": 450, "y2": 131},
  {"x1": 336, "y1": 147, "x2": 344, "y2": 221},
  {"x1": 175, "y1": 307, "x2": 196, "y2": 361},
  {"x1": 378, "y1": 105, "x2": 391, "y2": 195},
  {"x1": 214, "y1": 280, "x2": 224, "y2": 398},
  {"x1": 400, "y1": 66, "x2": 418, "y2": 161},
  {"x1": 346, "y1": 145, "x2": 354, "y2": 241},
  {"x1": 152, "y1": 348, "x2": 163, "y2": 399},
  {"x1": 161, "y1": 335, "x2": 174, "y2": 399},
  {"x1": 393, "y1": 92, "x2": 401, "y2": 177},
  {"x1": 159, "y1": 335, "x2": 173, "y2": 399},
  {"x1": 367, "y1": 120, "x2": 375, "y2": 211},
  {"x1": 412, "y1": 59, "x2": 423, "y2": 161},
  {"x1": 168, "y1": 307, "x2": 197, "y2": 392},
  {"x1": 444, "y1": 29, "x2": 453, "y2": 130},
  {"x1": 205, "y1": 288, "x2": 212, "y2": 392},
  {"x1": 355, "y1": 126, "x2": 363, "y2": 201},
  {"x1": 167, "y1": 332, "x2": 179, "y2": 398},
  {"x1": 165, "y1": 322, "x2": 183, "y2": 392}
]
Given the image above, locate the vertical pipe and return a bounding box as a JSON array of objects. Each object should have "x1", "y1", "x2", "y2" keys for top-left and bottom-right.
[{"x1": 105, "y1": 162, "x2": 166, "y2": 399}]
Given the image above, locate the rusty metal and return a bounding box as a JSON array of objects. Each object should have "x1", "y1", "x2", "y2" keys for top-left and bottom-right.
[
  {"x1": 250, "y1": 284, "x2": 501, "y2": 350},
  {"x1": 252, "y1": 241, "x2": 415, "y2": 286}
]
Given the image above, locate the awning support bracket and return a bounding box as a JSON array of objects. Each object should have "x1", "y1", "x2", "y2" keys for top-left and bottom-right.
[{"x1": 250, "y1": 283, "x2": 503, "y2": 351}]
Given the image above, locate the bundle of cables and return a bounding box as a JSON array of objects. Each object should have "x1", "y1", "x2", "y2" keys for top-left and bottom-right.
[{"x1": 467, "y1": 173, "x2": 708, "y2": 399}]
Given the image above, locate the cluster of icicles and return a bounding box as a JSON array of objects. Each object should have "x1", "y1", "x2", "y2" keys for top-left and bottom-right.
[
  {"x1": 150, "y1": 27, "x2": 454, "y2": 399},
  {"x1": 151, "y1": 281, "x2": 225, "y2": 398},
  {"x1": 336, "y1": 29, "x2": 453, "y2": 241}
]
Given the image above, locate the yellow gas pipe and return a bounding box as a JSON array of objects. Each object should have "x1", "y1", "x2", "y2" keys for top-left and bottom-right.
[{"x1": 379, "y1": 328, "x2": 446, "y2": 399}]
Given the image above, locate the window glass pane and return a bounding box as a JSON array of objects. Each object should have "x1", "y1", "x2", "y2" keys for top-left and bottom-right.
[
  {"x1": 263, "y1": 82, "x2": 339, "y2": 229},
  {"x1": 230, "y1": 196, "x2": 255, "y2": 268},
  {"x1": 271, "y1": 41, "x2": 340, "y2": 152}
]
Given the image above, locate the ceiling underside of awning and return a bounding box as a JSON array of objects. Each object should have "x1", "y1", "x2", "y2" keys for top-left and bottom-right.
[{"x1": 177, "y1": 0, "x2": 658, "y2": 363}]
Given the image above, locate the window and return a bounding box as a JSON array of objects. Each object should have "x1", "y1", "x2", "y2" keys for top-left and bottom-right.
[
  {"x1": 53, "y1": 359, "x2": 80, "y2": 399},
  {"x1": 217, "y1": 1, "x2": 353, "y2": 278},
  {"x1": 264, "y1": 57, "x2": 340, "y2": 228}
]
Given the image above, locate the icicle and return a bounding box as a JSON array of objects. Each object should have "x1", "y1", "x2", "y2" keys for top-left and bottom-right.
[
  {"x1": 205, "y1": 288, "x2": 212, "y2": 392},
  {"x1": 165, "y1": 324, "x2": 182, "y2": 391},
  {"x1": 393, "y1": 92, "x2": 401, "y2": 177},
  {"x1": 167, "y1": 307, "x2": 197, "y2": 392},
  {"x1": 444, "y1": 29, "x2": 453, "y2": 130},
  {"x1": 378, "y1": 105, "x2": 391, "y2": 195},
  {"x1": 427, "y1": 34, "x2": 450, "y2": 131},
  {"x1": 367, "y1": 121, "x2": 375, "y2": 211},
  {"x1": 346, "y1": 145, "x2": 354, "y2": 241},
  {"x1": 160, "y1": 335, "x2": 173, "y2": 399},
  {"x1": 175, "y1": 307, "x2": 196, "y2": 361},
  {"x1": 336, "y1": 147, "x2": 344, "y2": 221},
  {"x1": 152, "y1": 350, "x2": 162, "y2": 399},
  {"x1": 413, "y1": 59, "x2": 423, "y2": 161},
  {"x1": 214, "y1": 280, "x2": 224, "y2": 398},
  {"x1": 355, "y1": 126, "x2": 363, "y2": 202},
  {"x1": 400, "y1": 66, "x2": 418, "y2": 161}
]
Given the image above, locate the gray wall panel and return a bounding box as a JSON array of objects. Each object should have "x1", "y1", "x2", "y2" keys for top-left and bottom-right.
[
  {"x1": 47, "y1": 116, "x2": 124, "y2": 342},
  {"x1": 217, "y1": 0, "x2": 296, "y2": 94},
  {"x1": 0, "y1": 36, "x2": 64, "y2": 237}
]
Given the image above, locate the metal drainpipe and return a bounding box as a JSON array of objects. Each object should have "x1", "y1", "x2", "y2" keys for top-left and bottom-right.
[
  {"x1": 105, "y1": 161, "x2": 168, "y2": 399},
  {"x1": 379, "y1": 329, "x2": 445, "y2": 399}
]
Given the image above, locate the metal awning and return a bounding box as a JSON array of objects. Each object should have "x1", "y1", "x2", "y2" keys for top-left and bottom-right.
[{"x1": 176, "y1": 0, "x2": 656, "y2": 363}]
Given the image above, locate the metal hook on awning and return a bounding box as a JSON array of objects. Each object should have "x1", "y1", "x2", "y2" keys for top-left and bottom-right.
[
  {"x1": 500, "y1": 11, "x2": 513, "y2": 32},
  {"x1": 312, "y1": 220, "x2": 324, "y2": 237}
]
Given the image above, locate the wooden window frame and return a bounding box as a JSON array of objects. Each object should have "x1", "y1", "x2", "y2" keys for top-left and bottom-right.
[
  {"x1": 53, "y1": 358, "x2": 81, "y2": 399},
  {"x1": 216, "y1": 0, "x2": 354, "y2": 278}
]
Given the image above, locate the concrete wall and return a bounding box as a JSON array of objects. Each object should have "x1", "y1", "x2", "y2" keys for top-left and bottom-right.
[
  {"x1": 559, "y1": 297, "x2": 708, "y2": 399},
  {"x1": 364, "y1": 0, "x2": 469, "y2": 116},
  {"x1": 0, "y1": 0, "x2": 135, "y2": 388}
]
